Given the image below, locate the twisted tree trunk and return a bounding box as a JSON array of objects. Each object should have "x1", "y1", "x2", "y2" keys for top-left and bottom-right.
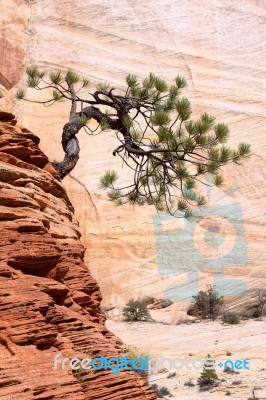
[
  {"x1": 51, "y1": 106, "x2": 121, "y2": 179},
  {"x1": 50, "y1": 100, "x2": 144, "y2": 179}
]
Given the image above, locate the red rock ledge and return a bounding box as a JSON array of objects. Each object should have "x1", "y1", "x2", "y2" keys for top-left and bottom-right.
[{"x1": 0, "y1": 112, "x2": 156, "y2": 400}]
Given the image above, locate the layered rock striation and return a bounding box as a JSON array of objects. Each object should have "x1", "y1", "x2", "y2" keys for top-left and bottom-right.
[
  {"x1": 9, "y1": 0, "x2": 265, "y2": 311},
  {"x1": 0, "y1": 112, "x2": 156, "y2": 400}
]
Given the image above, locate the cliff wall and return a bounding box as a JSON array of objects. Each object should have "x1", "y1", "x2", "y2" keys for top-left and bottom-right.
[
  {"x1": 0, "y1": 112, "x2": 156, "y2": 400},
  {"x1": 1, "y1": 0, "x2": 265, "y2": 317}
]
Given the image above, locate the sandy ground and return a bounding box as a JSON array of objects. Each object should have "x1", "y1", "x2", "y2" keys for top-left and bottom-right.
[{"x1": 106, "y1": 318, "x2": 266, "y2": 399}]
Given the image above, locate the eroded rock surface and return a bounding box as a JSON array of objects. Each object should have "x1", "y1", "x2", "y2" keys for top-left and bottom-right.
[
  {"x1": 8, "y1": 0, "x2": 265, "y2": 312},
  {"x1": 0, "y1": 112, "x2": 156, "y2": 400}
]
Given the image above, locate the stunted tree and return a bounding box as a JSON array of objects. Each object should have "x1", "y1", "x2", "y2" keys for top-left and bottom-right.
[
  {"x1": 189, "y1": 285, "x2": 224, "y2": 320},
  {"x1": 122, "y1": 299, "x2": 152, "y2": 322},
  {"x1": 16, "y1": 66, "x2": 251, "y2": 216},
  {"x1": 198, "y1": 354, "x2": 218, "y2": 390}
]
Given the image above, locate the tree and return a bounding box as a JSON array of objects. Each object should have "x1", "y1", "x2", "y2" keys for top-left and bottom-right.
[
  {"x1": 16, "y1": 66, "x2": 251, "y2": 216},
  {"x1": 122, "y1": 299, "x2": 152, "y2": 322},
  {"x1": 198, "y1": 354, "x2": 218, "y2": 390},
  {"x1": 189, "y1": 285, "x2": 224, "y2": 320}
]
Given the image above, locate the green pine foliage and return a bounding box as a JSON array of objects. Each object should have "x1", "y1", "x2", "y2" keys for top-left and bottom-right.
[
  {"x1": 99, "y1": 170, "x2": 118, "y2": 189},
  {"x1": 50, "y1": 71, "x2": 63, "y2": 85},
  {"x1": 52, "y1": 90, "x2": 63, "y2": 101},
  {"x1": 16, "y1": 67, "x2": 251, "y2": 216},
  {"x1": 15, "y1": 88, "x2": 25, "y2": 100},
  {"x1": 66, "y1": 69, "x2": 79, "y2": 84},
  {"x1": 198, "y1": 354, "x2": 219, "y2": 389},
  {"x1": 77, "y1": 116, "x2": 88, "y2": 126}
]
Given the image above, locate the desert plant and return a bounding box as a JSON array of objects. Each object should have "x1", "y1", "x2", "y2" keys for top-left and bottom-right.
[
  {"x1": 256, "y1": 290, "x2": 266, "y2": 317},
  {"x1": 167, "y1": 372, "x2": 176, "y2": 379},
  {"x1": 198, "y1": 354, "x2": 219, "y2": 390},
  {"x1": 190, "y1": 285, "x2": 224, "y2": 320},
  {"x1": 119, "y1": 344, "x2": 151, "y2": 378},
  {"x1": 224, "y1": 366, "x2": 239, "y2": 375},
  {"x1": 73, "y1": 352, "x2": 94, "y2": 380},
  {"x1": 16, "y1": 66, "x2": 251, "y2": 216},
  {"x1": 222, "y1": 313, "x2": 240, "y2": 325},
  {"x1": 241, "y1": 292, "x2": 266, "y2": 319},
  {"x1": 123, "y1": 299, "x2": 153, "y2": 322},
  {"x1": 232, "y1": 380, "x2": 242, "y2": 385},
  {"x1": 150, "y1": 383, "x2": 172, "y2": 398},
  {"x1": 184, "y1": 378, "x2": 195, "y2": 387},
  {"x1": 252, "y1": 307, "x2": 262, "y2": 318}
]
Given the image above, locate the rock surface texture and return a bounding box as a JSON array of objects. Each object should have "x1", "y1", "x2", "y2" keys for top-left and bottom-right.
[
  {"x1": 1, "y1": 0, "x2": 266, "y2": 316},
  {"x1": 0, "y1": 113, "x2": 156, "y2": 400}
]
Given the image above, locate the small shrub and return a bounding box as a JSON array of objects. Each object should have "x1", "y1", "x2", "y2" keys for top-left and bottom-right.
[
  {"x1": 157, "y1": 367, "x2": 169, "y2": 374},
  {"x1": 167, "y1": 372, "x2": 176, "y2": 379},
  {"x1": 119, "y1": 344, "x2": 150, "y2": 378},
  {"x1": 257, "y1": 290, "x2": 266, "y2": 317},
  {"x1": 150, "y1": 383, "x2": 172, "y2": 398},
  {"x1": 188, "y1": 285, "x2": 223, "y2": 320},
  {"x1": 184, "y1": 379, "x2": 195, "y2": 387},
  {"x1": 198, "y1": 354, "x2": 219, "y2": 390},
  {"x1": 252, "y1": 307, "x2": 262, "y2": 318},
  {"x1": 242, "y1": 306, "x2": 266, "y2": 319},
  {"x1": 73, "y1": 352, "x2": 94, "y2": 380},
  {"x1": 225, "y1": 391, "x2": 231, "y2": 396},
  {"x1": 232, "y1": 380, "x2": 242, "y2": 385},
  {"x1": 122, "y1": 298, "x2": 153, "y2": 322},
  {"x1": 224, "y1": 366, "x2": 239, "y2": 374},
  {"x1": 242, "y1": 291, "x2": 266, "y2": 320},
  {"x1": 222, "y1": 313, "x2": 240, "y2": 325}
]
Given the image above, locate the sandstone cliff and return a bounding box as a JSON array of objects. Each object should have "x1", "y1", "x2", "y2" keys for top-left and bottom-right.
[
  {"x1": 1, "y1": 0, "x2": 265, "y2": 319},
  {"x1": 0, "y1": 112, "x2": 156, "y2": 400},
  {"x1": 1, "y1": 2, "x2": 266, "y2": 397}
]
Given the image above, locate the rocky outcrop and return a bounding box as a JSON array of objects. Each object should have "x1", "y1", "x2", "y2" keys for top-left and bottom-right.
[{"x1": 0, "y1": 112, "x2": 156, "y2": 400}]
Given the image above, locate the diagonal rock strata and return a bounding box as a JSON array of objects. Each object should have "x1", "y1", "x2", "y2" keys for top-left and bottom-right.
[{"x1": 0, "y1": 112, "x2": 156, "y2": 400}]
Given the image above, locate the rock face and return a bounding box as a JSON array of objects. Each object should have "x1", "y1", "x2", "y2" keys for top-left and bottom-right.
[
  {"x1": 0, "y1": 1, "x2": 30, "y2": 88},
  {"x1": 2, "y1": 0, "x2": 266, "y2": 315},
  {"x1": 0, "y1": 113, "x2": 156, "y2": 400}
]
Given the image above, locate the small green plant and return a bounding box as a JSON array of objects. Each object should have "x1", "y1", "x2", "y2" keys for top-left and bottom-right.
[
  {"x1": 189, "y1": 285, "x2": 224, "y2": 320},
  {"x1": 198, "y1": 354, "x2": 219, "y2": 390},
  {"x1": 122, "y1": 299, "x2": 153, "y2": 322},
  {"x1": 222, "y1": 313, "x2": 240, "y2": 325}
]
